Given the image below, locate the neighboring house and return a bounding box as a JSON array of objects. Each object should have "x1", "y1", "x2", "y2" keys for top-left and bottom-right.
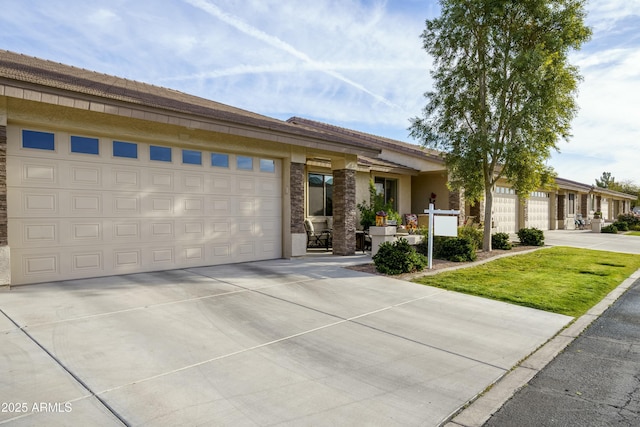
[
  {"x1": 0, "y1": 50, "x2": 381, "y2": 285},
  {"x1": 554, "y1": 178, "x2": 635, "y2": 227}
]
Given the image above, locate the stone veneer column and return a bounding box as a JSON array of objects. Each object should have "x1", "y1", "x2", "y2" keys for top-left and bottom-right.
[
  {"x1": 290, "y1": 162, "x2": 305, "y2": 234},
  {"x1": 332, "y1": 169, "x2": 356, "y2": 256},
  {"x1": 580, "y1": 194, "x2": 588, "y2": 217},
  {"x1": 289, "y1": 162, "x2": 307, "y2": 257},
  {"x1": 448, "y1": 190, "x2": 465, "y2": 225},
  {"x1": 0, "y1": 124, "x2": 9, "y2": 286}
]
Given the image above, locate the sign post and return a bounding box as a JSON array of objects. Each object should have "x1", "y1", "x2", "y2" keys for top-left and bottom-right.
[{"x1": 425, "y1": 203, "x2": 460, "y2": 269}]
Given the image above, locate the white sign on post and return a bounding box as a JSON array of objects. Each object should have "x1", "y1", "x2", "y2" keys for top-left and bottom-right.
[
  {"x1": 425, "y1": 203, "x2": 460, "y2": 269},
  {"x1": 434, "y1": 215, "x2": 458, "y2": 237}
]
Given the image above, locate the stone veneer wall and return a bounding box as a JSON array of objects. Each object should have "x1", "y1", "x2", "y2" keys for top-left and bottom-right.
[
  {"x1": 448, "y1": 190, "x2": 466, "y2": 225},
  {"x1": 332, "y1": 169, "x2": 356, "y2": 256},
  {"x1": 0, "y1": 125, "x2": 6, "y2": 246},
  {"x1": 580, "y1": 194, "x2": 588, "y2": 217},
  {"x1": 290, "y1": 162, "x2": 305, "y2": 234},
  {"x1": 557, "y1": 195, "x2": 565, "y2": 221}
]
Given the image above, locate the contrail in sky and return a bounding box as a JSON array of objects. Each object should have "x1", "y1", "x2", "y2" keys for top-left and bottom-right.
[{"x1": 183, "y1": 0, "x2": 401, "y2": 108}]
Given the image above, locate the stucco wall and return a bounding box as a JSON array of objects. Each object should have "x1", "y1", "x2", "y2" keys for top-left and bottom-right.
[{"x1": 411, "y1": 172, "x2": 449, "y2": 214}]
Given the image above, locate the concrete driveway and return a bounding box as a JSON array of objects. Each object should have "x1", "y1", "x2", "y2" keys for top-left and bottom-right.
[
  {"x1": 544, "y1": 229, "x2": 640, "y2": 254},
  {"x1": 1, "y1": 255, "x2": 571, "y2": 426}
]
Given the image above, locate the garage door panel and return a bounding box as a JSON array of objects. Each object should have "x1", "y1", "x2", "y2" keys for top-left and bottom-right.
[
  {"x1": 71, "y1": 192, "x2": 102, "y2": 216},
  {"x1": 10, "y1": 220, "x2": 59, "y2": 248},
  {"x1": 211, "y1": 174, "x2": 232, "y2": 193},
  {"x1": 111, "y1": 193, "x2": 141, "y2": 216},
  {"x1": 10, "y1": 191, "x2": 59, "y2": 217},
  {"x1": 146, "y1": 170, "x2": 175, "y2": 190},
  {"x1": 70, "y1": 165, "x2": 103, "y2": 187},
  {"x1": 148, "y1": 221, "x2": 175, "y2": 240},
  {"x1": 71, "y1": 251, "x2": 104, "y2": 273},
  {"x1": 181, "y1": 173, "x2": 206, "y2": 193},
  {"x1": 111, "y1": 168, "x2": 141, "y2": 189},
  {"x1": 209, "y1": 198, "x2": 231, "y2": 216}
]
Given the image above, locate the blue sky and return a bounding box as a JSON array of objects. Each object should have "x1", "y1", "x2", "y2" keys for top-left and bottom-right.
[{"x1": 1, "y1": 0, "x2": 638, "y2": 186}]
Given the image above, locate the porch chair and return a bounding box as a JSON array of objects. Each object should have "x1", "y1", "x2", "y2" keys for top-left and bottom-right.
[{"x1": 304, "y1": 219, "x2": 332, "y2": 250}]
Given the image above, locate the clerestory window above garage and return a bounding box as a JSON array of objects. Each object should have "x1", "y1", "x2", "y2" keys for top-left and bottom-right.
[{"x1": 22, "y1": 130, "x2": 54, "y2": 151}]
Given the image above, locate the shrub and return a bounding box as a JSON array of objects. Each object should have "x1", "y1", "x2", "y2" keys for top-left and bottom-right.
[
  {"x1": 373, "y1": 238, "x2": 427, "y2": 275},
  {"x1": 601, "y1": 224, "x2": 618, "y2": 234},
  {"x1": 434, "y1": 236, "x2": 477, "y2": 262},
  {"x1": 458, "y1": 224, "x2": 483, "y2": 250},
  {"x1": 613, "y1": 221, "x2": 629, "y2": 232},
  {"x1": 617, "y1": 213, "x2": 640, "y2": 228},
  {"x1": 517, "y1": 228, "x2": 545, "y2": 246},
  {"x1": 631, "y1": 224, "x2": 640, "y2": 232},
  {"x1": 492, "y1": 232, "x2": 512, "y2": 250}
]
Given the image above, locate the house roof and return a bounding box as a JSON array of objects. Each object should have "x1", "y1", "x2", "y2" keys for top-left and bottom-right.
[
  {"x1": 286, "y1": 116, "x2": 444, "y2": 164},
  {"x1": 0, "y1": 50, "x2": 380, "y2": 157},
  {"x1": 554, "y1": 177, "x2": 636, "y2": 200}
]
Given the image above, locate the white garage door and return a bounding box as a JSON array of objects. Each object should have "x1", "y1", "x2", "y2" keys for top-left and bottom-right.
[
  {"x1": 493, "y1": 187, "x2": 518, "y2": 234},
  {"x1": 528, "y1": 192, "x2": 550, "y2": 230},
  {"x1": 8, "y1": 127, "x2": 282, "y2": 285}
]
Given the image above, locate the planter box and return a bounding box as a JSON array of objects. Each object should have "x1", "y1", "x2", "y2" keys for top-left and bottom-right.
[{"x1": 591, "y1": 218, "x2": 604, "y2": 233}]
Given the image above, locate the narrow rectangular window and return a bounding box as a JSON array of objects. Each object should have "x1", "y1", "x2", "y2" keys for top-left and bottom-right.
[
  {"x1": 23, "y1": 130, "x2": 55, "y2": 150},
  {"x1": 568, "y1": 193, "x2": 576, "y2": 215},
  {"x1": 182, "y1": 149, "x2": 202, "y2": 165},
  {"x1": 374, "y1": 176, "x2": 398, "y2": 211},
  {"x1": 260, "y1": 159, "x2": 275, "y2": 173},
  {"x1": 237, "y1": 156, "x2": 253, "y2": 170},
  {"x1": 150, "y1": 145, "x2": 172, "y2": 162},
  {"x1": 211, "y1": 153, "x2": 229, "y2": 168},
  {"x1": 113, "y1": 141, "x2": 138, "y2": 158},
  {"x1": 71, "y1": 136, "x2": 99, "y2": 155},
  {"x1": 308, "y1": 173, "x2": 333, "y2": 216}
]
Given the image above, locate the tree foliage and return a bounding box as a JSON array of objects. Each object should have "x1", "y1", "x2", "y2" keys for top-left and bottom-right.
[
  {"x1": 595, "y1": 171, "x2": 615, "y2": 188},
  {"x1": 410, "y1": 0, "x2": 591, "y2": 250}
]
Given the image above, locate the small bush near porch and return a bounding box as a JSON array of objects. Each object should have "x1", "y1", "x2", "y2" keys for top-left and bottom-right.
[{"x1": 373, "y1": 238, "x2": 427, "y2": 275}]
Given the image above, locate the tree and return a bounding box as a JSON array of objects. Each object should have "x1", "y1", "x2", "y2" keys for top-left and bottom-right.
[
  {"x1": 595, "y1": 172, "x2": 615, "y2": 188},
  {"x1": 409, "y1": 0, "x2": 591, "y2": 250}
]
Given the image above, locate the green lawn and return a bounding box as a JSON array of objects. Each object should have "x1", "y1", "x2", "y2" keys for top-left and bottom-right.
[
  {"x1": 626, "y1": 231, "x2": 640, "y2": 237},
  {"x1": 412, "y1": 246, "x2": 640, "y2": 317}
]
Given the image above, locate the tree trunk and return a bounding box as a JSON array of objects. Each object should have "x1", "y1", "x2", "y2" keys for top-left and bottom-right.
[{"x1": 483, "y1": 188, "x2": 493, "y2": 252}]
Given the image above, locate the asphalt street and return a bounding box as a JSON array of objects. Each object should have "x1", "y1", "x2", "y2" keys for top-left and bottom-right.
[{"x1": 483, "y1": 277, "x2": 640, "y2": 427}]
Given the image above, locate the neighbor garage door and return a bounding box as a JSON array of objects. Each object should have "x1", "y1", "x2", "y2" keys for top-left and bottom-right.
[
  {"x1": 493, "y1": 186, "x2": 518, "y2": 234},
  {"x1": 527, "y1": 192, "x2": 550, "y2": 230},
  {"x1": 8, "y1": 127, "x2": 282, "y2": 285}
]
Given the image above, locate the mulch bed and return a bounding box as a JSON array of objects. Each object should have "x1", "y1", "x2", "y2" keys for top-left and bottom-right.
[{"x1": 346, "y1": 244, "x2": 541, "y2": 281}]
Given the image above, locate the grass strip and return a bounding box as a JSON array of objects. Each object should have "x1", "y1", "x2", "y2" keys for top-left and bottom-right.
[{"x1": 412, "y1": 246, "x2": 640, "y2": 317}]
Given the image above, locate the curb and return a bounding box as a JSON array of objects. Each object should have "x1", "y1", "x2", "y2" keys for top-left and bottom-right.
[{"x1": 442, "y1": 268, "x2": 640, "y2": 427}]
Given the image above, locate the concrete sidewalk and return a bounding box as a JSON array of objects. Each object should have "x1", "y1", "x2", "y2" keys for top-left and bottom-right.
[{"x1": 0, "y1": 255, "x2": 570, "y2": 426}]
